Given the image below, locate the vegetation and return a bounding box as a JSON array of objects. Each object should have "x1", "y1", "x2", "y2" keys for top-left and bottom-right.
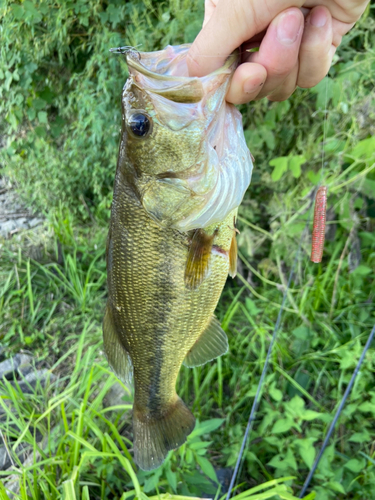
[{"x1": 0, "y1": 0, "x2": 375, "y2": 499}]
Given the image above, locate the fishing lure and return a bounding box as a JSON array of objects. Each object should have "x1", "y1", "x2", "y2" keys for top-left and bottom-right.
[{"x1": 310, "y1": 186, "x2": 327, "y2": 263}]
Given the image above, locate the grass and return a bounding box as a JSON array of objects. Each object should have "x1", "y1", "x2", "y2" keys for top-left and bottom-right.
[
  {"x1": 0, "y1": 171, "x2": 374, "y2": 499},
  {"x1": 1, "y1": 2, "x2": 375, "y2": 499}
]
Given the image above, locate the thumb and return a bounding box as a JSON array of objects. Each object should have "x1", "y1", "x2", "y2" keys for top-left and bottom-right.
[{"x1": 187, "y1": 0, "x2": 303, "y2": 77}]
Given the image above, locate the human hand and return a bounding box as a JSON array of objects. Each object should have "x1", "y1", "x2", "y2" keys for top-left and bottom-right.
[{"x1": 187, "y1": 0, "x2": 370, "y2": 104}]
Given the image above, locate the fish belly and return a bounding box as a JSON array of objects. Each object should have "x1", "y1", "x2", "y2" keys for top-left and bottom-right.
[{"x1": 104, "y1": 171, "x2": 233, "y2": 469}]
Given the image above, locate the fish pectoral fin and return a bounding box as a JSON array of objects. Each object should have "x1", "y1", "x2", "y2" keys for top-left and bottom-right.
[
  {"x1": 184, "y1": 229, "x2": 215, "y2": 290},
  {"x1": 229, "y1": 232, "x2": 238, "y2": 278},
  {"x1": 183, "y1": 316, "x2": 228, "y2": 368},
  {"x1": 103, "y1": 305, "x2": 133, "y2": 384}
]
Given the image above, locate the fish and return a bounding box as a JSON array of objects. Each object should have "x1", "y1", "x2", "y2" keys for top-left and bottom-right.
[{"x1": 103, "y1": 44, "x2": 253, "y2": 471}]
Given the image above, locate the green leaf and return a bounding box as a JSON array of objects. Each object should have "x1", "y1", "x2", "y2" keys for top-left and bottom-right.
[
  {"x1": 272, "y1": 417, "x2": 294, "y2": 434},
  {"x1": 32, "y1": 98, "x2": 47, "y2": 110},
  {"x1": 261, "y1": 128, "x2": 275, "y2": 150},
  {"x1": 143, "y1": 469, "x2": 162, "y2": 493},
  {"x1": 301, "y1": 410, "x2": 322, "y2": 421},
  {"x1": 349, "y1": 429, "x2": 371, "y2": 443},
  {"x1": 189, "y1": 440, "x2": 212, "y2": 450},
  {"x1": 38, "y1": 111, "x2": 48, "y2": 124},
  {"x1": 196, "y1": 455, "x2": 218, "y2": 483},
  {"x1": 11, "y1": 3, "x2": 24, "y2": 19},
  {"x1": 245, "y1": 298, "x2": 261, "y2": 316},
  {"x1": 165, "y1": 466, "x2": 177, "y2": 493},
  {"x1": 289, "y1": 155, "x2": 306, "y2": 178},
  {"x1": 307, "y1": 170, "x2": 321, "y2": 185},
  {"x1": 349, "y1": 136, "x2": 375, "y2": 159},
  {"x1": 270, "y1": 156, "x2": 289, "y2": 182},
  {"x1": 325, "y1": 481, "x2": 346, "y2": 494},
  {"x1": 189, "y1": 418, "x2": 225, "y2": 438},
  {"x1": 344, "y1": 458, "x2": 366, "y2": 473},
  {"x1": 268, "y1": 449, "x2": 297, "y2": 472},
  {"x1": 269, "y1": 381, "x2": 283, "y2": 402},
  {"x1": 351, "y1": 265, "x2": 372, "y2": 276},
  {"x1": 295, "y1": 438, "x2": 316, "y2": 469},
  {"x1": 358, "y1": 401, "x2": 375, "y2": 414}
]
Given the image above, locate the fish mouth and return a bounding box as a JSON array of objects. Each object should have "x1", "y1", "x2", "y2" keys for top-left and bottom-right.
[{"x1": 126, "y1": 44, "x2": 239, "y2": 104}]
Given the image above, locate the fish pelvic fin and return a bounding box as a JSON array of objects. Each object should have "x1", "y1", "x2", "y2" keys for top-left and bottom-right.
[
  {"x1": 229, "y1": 232, "x2": 238, "y2": 278},
  {"x1": 103, "y1": 304, "x2": 133, "y2": 385},
  {"x1": 183, "y1": 316, "x2": 228, "y2": 368},
  {"x1": 184, "y1": 228, "x2": 216, "y2": 290},
  {"x1": 133, "y1": 396, "x2": 195, "y2": 471}
]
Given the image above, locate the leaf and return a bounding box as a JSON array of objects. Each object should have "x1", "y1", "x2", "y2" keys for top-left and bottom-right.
[
  {"x1": 189, "y1": 418, "x2": 225, "y2": 438},
  {"x1": 289, "y1": 155, "x2": 306, "y2": 178},
  {"x1": 344, "y1": 458, "x2": 366, "y2": 473},
  {"x1": 301, "y1": 410, "x2": 322, "y2": 421},
  {"x1": 349, "y1": 136, "x2": 375, "y2": 159},
  {"x1": 11, "y1": 3, "x2": 24, "y2": 20},
  {"x1": 295, "y1": 438, "x2": 316, "y2": 469},
  {"x1": 272, "y1": 417, "x2": 294, "y2": 434},
  {"x1": 351, "y1": 265, "x2": 372, "y2": 276},
  {"x1": 245, "y1": 298, "x2": 261, "y2": 316},
  {"x1": 270, "y1": 157, "x2": 288, "y2": 182},
  {"x1": 292, "y1": 326, "x2": 310, "y2": 340},
  {"x1": 269, "y1": 382, "x2": 283, "y2": 402},
  {"x1": 165, "y1": 466, "x2": 177, "y2": 493},
  {"x1": 143, "y1": 469, "x2": 162, "y2": 493},
  {"x1": 268, "y1": 449, "x2": 297, "y2": 471},
  {"x1": 196, "y1": 455, "x2": 218, "y2": 483},
  {"x1": 349, "y1": 429, "x2": 371, "y2": 443},
  {"x1": 189, "y1": 440, "x2": 212, "y2": 450},
  {"x1": 38, "y1": 111, "x2": 48, "y2": 124},
  {"x1": 261, "y1": 128, "x2": 275, "y2": 150},
  {"x1": 325, "y1": 481, "x2": 346, "y2": 494},
  {"x1": 358, "y1": 401, "x2": 375, "y2": 414},
  {"x1": 32, "y1": 98, "x2": 47, "y2": 110},
  {"x1": 307, "y1": 170, "x2": 321, "y2": 185}
]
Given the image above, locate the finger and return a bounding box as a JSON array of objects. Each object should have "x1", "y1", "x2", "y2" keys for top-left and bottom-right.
[
  {"x1": 226, "y1": 63, "x2": 267, "y2": 104},
  {"x1": 297, "y1": 6, "x2": 333, "y2": 88},
  {"x1": 202, "y1": 0, "x2": 217, "y2": 27},
  {"x1": 331, "y1": 18, "x2": 355, "y2": 47},
  {"x1": 267, "y1": 63, "x2": 299, "y2": 101},
  {"x1": 248, "y1": 8, "x2": 304, "y2": 99},
  {"x1": 187, "y1": 0, "x2": 304, "y2": 77}
]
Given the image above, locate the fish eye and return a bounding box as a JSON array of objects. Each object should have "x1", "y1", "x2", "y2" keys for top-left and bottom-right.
[{"x1": 128, "y1": 112, "x2": 152, "y2": 138}]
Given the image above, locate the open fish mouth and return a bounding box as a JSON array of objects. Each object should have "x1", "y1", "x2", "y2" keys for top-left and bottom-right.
[
  {"x1": 125, "y1": 44, "x2": 238, "y2": 104},
  {"x1": 122, "y1": 44, "x2": 253, "y2": 232}
]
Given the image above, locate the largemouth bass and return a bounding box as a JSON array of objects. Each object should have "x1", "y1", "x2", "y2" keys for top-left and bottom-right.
[{"x1": 104, "y1": 44, "x2": 253, "y2": 471}]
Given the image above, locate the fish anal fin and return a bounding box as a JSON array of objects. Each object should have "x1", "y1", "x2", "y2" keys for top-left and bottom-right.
[
  {"x1": 133, "y1": 396, "x2": 195, "y2": 471},
  {"x1": 183, "y1": 316, "x2": 228, "y2": 368},
  {"x1": 184, "y1": 229, "x2": 215, "y2": 290},
  {"x1": 103, "y1": 304, "x2": 133, "y2": 384},
  {"x1": 229, "y1": 232, "x2": 238, "y2": 278}
]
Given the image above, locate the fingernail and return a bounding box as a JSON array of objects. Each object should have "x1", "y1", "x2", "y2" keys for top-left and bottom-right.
[
  {"x1": 243, "y1": 76, "x2": 265, "y2": 95},
  {"x1": 309, "y1": 7, "x2": 327, "y2": 28},
  {"x1": 276, "y1": 12, "x2": 302, "y2": 45}
]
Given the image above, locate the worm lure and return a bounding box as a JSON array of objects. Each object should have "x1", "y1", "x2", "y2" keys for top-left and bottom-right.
[{"x1": 310, "y1": 186, "x2": 327, "y2": 263}]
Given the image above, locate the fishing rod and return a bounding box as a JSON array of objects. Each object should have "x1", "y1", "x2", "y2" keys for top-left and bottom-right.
[
  {"x1": 299, "y1": 322, "x2": 375, "y2": 497},
  {"x1": 225, "y1": 75, "x2": 374, "y2": 498}
]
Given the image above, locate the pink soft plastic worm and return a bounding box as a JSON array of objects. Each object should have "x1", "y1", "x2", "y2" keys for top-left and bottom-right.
[{"x1": 311, "y1": 186, "x2": 327, "y2": 263}]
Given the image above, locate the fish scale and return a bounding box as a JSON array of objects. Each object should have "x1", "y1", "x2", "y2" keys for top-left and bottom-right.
[{"x1": 103, "y1": 44, "x2": 253, "y2": 470}]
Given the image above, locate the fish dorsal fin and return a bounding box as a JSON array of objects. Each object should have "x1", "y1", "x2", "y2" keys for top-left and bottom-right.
[
  {"x1": 184, "y1": 229, "x2": 215, "y2": 290},
  {"x1": 183, "y1": 316, "x2": 228, "y2": 368},
  {"x1": 103, "y1": 305, "x2": 133, "y2": 384},
  {"x1": 229, "y1": 232, "x2": 238, "y2": 278}
]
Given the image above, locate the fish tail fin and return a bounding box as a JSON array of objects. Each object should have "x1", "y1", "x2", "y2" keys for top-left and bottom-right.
[{"x1": 133, "y1": 396, "x2": 195, "y2": 471}]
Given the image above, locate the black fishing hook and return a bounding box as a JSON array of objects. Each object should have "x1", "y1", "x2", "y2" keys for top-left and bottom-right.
[{"x1": 109, "y1": 45, "x2": 141, "y2": 60}]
